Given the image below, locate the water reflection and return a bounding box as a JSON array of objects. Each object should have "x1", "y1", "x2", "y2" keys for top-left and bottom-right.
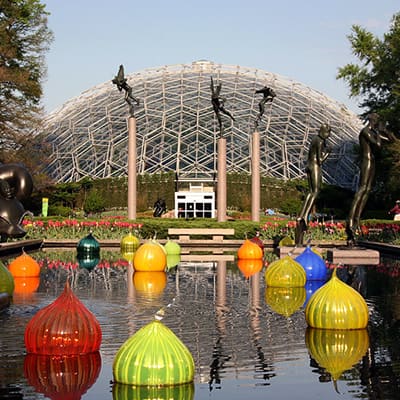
[
  {"x1": 1, "y1": 251, "x2": 400, "y2": 399},
  {"x1": 24, "y1": 352, "x2": 102, "y2": 399}
]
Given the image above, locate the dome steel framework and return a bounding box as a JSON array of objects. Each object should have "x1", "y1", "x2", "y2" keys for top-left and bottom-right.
[{"x1": 43, "y1": 61, "x2": 362, "y2": 188}]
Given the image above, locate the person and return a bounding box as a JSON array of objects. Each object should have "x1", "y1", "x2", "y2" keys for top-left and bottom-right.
[
  {"x1": 389, "y1": 200, "x2": 400, "y2": 221},
  {"x1": 295, "y1": 123, "x2": 331, "y2": 245},
  {"x1": 112, "y1": 65, "x2": 140, "y2": 116},
  {"x1": 210, "y1": 77, "x2": 235, "y2": 137},
  {"x1": 255, "y1": 86, "x2": 276, "y2": 128},
  {"x1": 345, "y1": 113, "x2": 396, "y2": 245}
]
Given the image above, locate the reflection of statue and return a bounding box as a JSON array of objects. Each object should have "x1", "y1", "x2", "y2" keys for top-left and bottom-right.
[
  {"x1": 210, "y1": 77, "x2": 235, "y2": 137},
  {"x1": 295, "y1": 124, "x2": 331, "y2": 245},
  {"x1": 255, "y1": 86, "x2": 276, "y2": 128},
  {"x1": 346, "y1": 113, "x2": 395, "y2": 245},
  {"x1": 153, "y1": 198, "x2": 166, "y2": 217},
  {"x1": 0, "y1": 163, "x2": 33, "y2": 241},
  {"x1": 112, "y1": 65, "x2": 139, "y2": 117}
]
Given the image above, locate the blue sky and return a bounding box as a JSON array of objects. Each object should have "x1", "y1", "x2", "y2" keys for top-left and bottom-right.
[{"x1": 42, "y1": 0, "x2": 400, "y2": 114}]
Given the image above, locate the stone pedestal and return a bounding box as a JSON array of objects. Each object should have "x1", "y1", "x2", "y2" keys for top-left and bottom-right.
[
  {"x1": 127, "y1": 117, "x2": 137, "y2": 220},
  {"x1": 326, "y1": 247, "x2": 380, "y2": 265},
  {"x1": 217, "y1": 137, "x2": 227, "y2": 222},
  {"x1": 251, "y1": 131, "x2": 260, "y2": 222}
]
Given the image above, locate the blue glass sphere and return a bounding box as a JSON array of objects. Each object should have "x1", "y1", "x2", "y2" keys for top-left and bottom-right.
[{"x1": 295, "y1": 246, "x2": 327, "y2": 281}]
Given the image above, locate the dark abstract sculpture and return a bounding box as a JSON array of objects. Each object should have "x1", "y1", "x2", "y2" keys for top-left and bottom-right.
[
  {"x1": 153, "y1": 198, "x2": 166, "y2": 217},
  {"x1": 112, "y1": 65, "x2": 140, "y2": 117},
  {"x1": 345, "y1": 113, "x2": 395, "y2": 245},
  {"x1": 0, "y1": 163, "x2": 33, "y2": 241},
  {"x1": 210, "y1": 77, "x2": 235, "y2": 137},
  {"x1": 295, "y1": 123, "x2": 331, "y2": 245},
  {"x1": 255, "y1": 86, "x2": 276, "y2": 128}
]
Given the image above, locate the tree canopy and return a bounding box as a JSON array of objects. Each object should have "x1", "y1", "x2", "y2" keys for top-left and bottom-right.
[
  {"x1": 0, "y1": 0, "x2": 53, "y2": 166},
  {"x1": 337, "y1": 12, "x2": 400, "y2": 205}
]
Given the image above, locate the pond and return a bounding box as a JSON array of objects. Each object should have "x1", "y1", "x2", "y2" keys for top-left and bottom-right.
[{"x1": 1, "y1": 249, "x2": 400, "y2": 400}]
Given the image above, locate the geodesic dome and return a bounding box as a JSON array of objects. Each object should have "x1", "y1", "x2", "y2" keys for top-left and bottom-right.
[{"x1": 42, "y1": 60, "x2": 363, "y2": 189}]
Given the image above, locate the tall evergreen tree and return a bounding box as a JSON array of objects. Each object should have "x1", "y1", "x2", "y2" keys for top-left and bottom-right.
[{"x1": 0, "y1": 0, "x2": 53, "y2": 167}]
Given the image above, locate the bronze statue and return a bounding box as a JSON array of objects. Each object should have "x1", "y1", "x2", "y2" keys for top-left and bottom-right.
[
  {"x1": 345, "y1": 113, "x2": 395, "y2": 245},
  {"x1": 210, "y1": 77, "x2": 235, "y2": 137},
  {"x1": 295, "y1": 123, "x2": 331, "y2": 245},
  {"x1": 255, "y1": 86, "x2": 276, "y2": 128},
  {"x1": 112, "y1": 65, "x2": 139, "y2": 117},
  {"x1": 0, "y1": 163, "x2": 33, "y2": 241}
]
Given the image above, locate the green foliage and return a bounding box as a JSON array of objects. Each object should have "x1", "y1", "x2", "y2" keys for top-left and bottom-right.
[
  {"x1": 0, "y1": 0, "x2": 53, "y2": 164},
  {"x1": 83, "y1": 190, "x2": 105, "y2": 214},
  {"x1": 337, "y1": 12, "x2": 400, "y2": 207},
  {"x1": 48, "y1": 205, "x2": 71, "y2": 217}
]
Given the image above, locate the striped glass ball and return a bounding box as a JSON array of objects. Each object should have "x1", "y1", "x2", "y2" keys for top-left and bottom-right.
[
  {"x1": 113, "y1": 320, "x2": 194, "y2": 386},
  {"x1": 264, "y1": 255, "x2": 306, "y2": 287},
  {"x1": 305, "y1": 268, "x2": 369, "y2": 329}
]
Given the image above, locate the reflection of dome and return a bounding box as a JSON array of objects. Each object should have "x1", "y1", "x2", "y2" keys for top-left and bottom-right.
[{"x1": 43, "y1": 61, "x2": 362, "y2": 188}]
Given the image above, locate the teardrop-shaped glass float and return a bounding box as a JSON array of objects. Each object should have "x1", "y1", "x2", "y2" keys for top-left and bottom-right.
[
  {"x1": 77, "y1": 232, "x2": 100, "y2": 257},
  {"x1": 305, "y1": 268, "x2": 369, "y2": 329},
  {"x1": 295, "y1": 246, "x2": 327, "y2": 281},
  {"x1": 120, "y1": 232, "x2": 140, "y2": 262},
  {"x1": 305, "y1": 327, "x2": 369, "y2": 387},
  {"x1": 0, "y1": 260, "x2": 14, "y2": 296},
  {"x1": 237, "y1": 239, "x2": 263, "y2": 259},
  {"x1": 113, "y1": 319, "x2": 195, "y2": 386},
  {"x1": 8, "y1": 250, "x2": 40, "y2": 278},
  {"x1": 237, "y1": 258, "x2": 263, "y2": 279},
  {"x1": 25, "y1": 281, "x2": 102, "y2": 355},
  {"x1": 24, "y1": 351, "x2": 101, "y2": 400},
  {"x1": 166, "y1": 254, "x2": 181, "y2": 270},
  {"x1": 164, "y1": 239, "x2": 181, "y2": 255},
  {"x1": 265, "y1": 255, "x2": 306, "y2": 287},
  {"x1": 265, "y1": 287, "x2": 306, "y2": 317},
  {"x1": 112, "y1": 382, "x2": 195, "y2": 400}
]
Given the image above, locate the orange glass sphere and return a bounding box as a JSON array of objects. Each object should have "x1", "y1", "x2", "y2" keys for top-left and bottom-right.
[
  {"x1": 237, "y1": 239, "x2": 263, "y2": 259},
  {"x1": 133, "y1": 241, "x2": 167, "y2": 272},
  {"x1": 8, "y1": 251, "x2": 40, "y2": 278}
]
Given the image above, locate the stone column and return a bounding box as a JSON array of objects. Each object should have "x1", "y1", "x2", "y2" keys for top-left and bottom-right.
[
  {"x1": 251, "y1": 130, "x2": 260, "y2": 222},
  {"x1": 217, "y1": 137, "x2": 227, "y2": 222},
  {"x1": 127, "y1": 116, "x2": 137, "y2": 220}
]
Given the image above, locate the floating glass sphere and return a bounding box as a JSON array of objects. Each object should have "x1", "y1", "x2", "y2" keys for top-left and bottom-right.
[
  {"x1": 164, "y1": 239, "x2": 181, "y2": 255},
  {"x1": 295, "y1": 246, "x2": 327, "y2": 281},
  {"x1": 305, "y1": 268, "x2": 369, "y2": 329},
  {"x1": 25, "y1": 281, "x2": 102, "y2": 355},
  {"x1": 77, "y1": 232, "x2": 100, "y2": 258},
  {"x1": 264, "y1": 255, "x2": 306, "y2": 287},
  {"x1": 8, "y1": 251, "x2": 40, "y2": 277},
  {"x1": 113, "y1": 319, "x2": 195, "y2": 386},
  {"x1": 133, "y1": 241, "x2": 167, "y2": 272},
  {"x1": 120, "y1": 232, "x2": 140, "y2": 261},
  {"x1": 237, "y1": 239, "x2": 263, "y2": 259},
  {"x1": 166, "y1": 254, "x2": 181, "y2": 270}
]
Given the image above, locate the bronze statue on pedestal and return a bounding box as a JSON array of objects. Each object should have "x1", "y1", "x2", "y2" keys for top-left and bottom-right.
[
  {"x1": 112, "y1": 65, "x2": 139, "y2": 117},
  {"x1": 210, "y1": 77, "x2": 235, "y2": 137},
  {"x1": 345, "y1": 113, "x2": 396, "y2": 246},
  {"x1": 295, "y1": 123, "x2": 331, "y2": 245},
  {"x1": 255, "y1": 86, "x2": 276, "y2": 128}
]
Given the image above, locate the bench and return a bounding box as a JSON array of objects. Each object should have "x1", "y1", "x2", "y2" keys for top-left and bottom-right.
[{"x1": 167, "y1": 228, "x2": 235, "y2": 254}]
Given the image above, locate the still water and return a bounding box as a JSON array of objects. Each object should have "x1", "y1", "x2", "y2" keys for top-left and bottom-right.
[{"x1": 1, "y1": 249, "x2": 400, "y2": 400}]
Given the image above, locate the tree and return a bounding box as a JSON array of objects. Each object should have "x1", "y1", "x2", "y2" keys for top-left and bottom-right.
[
  {"x1": 0, "y1": 0, "x2": 53, "y2": 164},
  {"x1": 337, "y1": 12, "x2": 400, "y2": 205},
  {"x1": 337, "y1": 13, "x2": 400, "y2": 131}
]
